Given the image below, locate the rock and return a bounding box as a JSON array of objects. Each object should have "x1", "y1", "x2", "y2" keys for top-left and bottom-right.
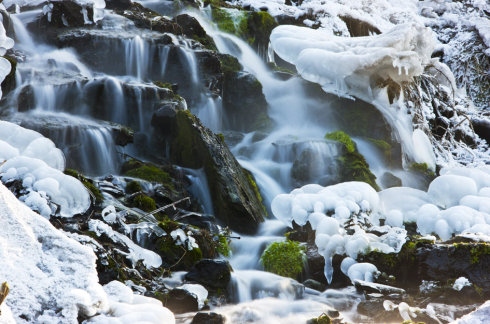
[
  {"x1": 165, "y1": 287, "x2": 199, "y2": 313},
  {"x1": 105, "y1": 0, "x2": 132, "y2": 10},
  {"x1": 113, "y1": 126, "x2": 134, "y2": 146},
  {"x1": 43, "y1": 0, "x2": 94, "y2": 28},
  {"x1": 169, "y1": 110, "x2": 265, "y2": 234},
  {"x1": 472, "y1": 118, "x2": 490, "y2": 143},
  {"x1": 173, "y1": 14, "x2": 216, "y2": 50},
  {"x1": 303, "y1": 279, "x2": 325, "y2": 292},
  {"x1": 244, "y1": 11, "x2": 278, "y2": 53},
  {"x1": 1, "y1": 54, "x2": 16, "y2": 96},
  {"x1": 151, "y1": 102, "x2": 179, "y2": 136},
  {"x1": 338, "y1": 15, "x2": 381, "y2": 37},
  {"x1": 357, "y1": 299, "x2": 402, "y2": 323},
  {"x1": 380, "y1": 172, "x2": 402, "y2": 188},
  {"x1": 353, "y1": 279, "x2": 406, "y2": 295},
  {"x1": 185, "y1": 259, "x2": 233, "y2": 290},
  {"x1": 116, "y1": 2, "x2": 183, "y2": 34},
  {"x1": 191, "y1": 312, "x2": 226, "y2": 324},
  {"x1": 222, "y1": 72, "x2": 269, "y2": 132}
]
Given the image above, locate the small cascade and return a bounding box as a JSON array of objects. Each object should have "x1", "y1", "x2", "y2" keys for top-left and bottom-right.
[
  {"x1": 125, "y1": 35, "x2": 148, "y2": 80},
  {"x1": 185, "y1": 168, "x2": 214, "y2": 215}
]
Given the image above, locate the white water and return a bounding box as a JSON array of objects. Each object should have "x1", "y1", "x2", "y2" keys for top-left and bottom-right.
[{"x1": 3, "y1": 6, "x2": 398, "y2": 322}]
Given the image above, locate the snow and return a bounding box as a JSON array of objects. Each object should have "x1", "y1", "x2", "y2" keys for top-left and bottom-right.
[
  {"x1": 453, "y1": 300, "x2": 490, "y2": 324},
  {"x1": 272, "y1": 165, "x2": 490, "y2": 282},
  {"x1": 0, "y1": 182, "x2": 174, "y2": 323},
  {"x1": 0, "y1": 121, "x2": 90, "y2": 218},
  {"x1": 453, "y1": 277, "x2": 471, "y2": 291}
]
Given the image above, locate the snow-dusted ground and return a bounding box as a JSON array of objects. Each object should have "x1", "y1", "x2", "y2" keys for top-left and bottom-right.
[{"x1": 0, "y1": 182, "x2": 174, "y2": 324}]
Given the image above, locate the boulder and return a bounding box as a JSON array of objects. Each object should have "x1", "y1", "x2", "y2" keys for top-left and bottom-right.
[
  {"x1": 185, "y1": 259, "x2": 233, "y2": 290},
  {"x1": 165, "y1": 288, "x2": 199, "y2": 313},
  {"x1": 173, "y1": 14, "x2": 216, "y2": 50},
  {"x1": 105, "y1": 0, "x2": 132, "y2": 10},
  {"x1": 191, "y1": 312, "x2": 226, "y2": 324},
  {"x1": 169, "y1": 110, "x2": 266, "y2": 234},
  {"x1": 44, "y1": 0, "x2": 94, "y2": 28}
]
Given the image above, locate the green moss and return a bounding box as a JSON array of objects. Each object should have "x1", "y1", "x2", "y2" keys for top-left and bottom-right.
[
  {"x1": 325, "y1": 131, "x2": 356, "y2": 153},
  {"x1": 132, "y1": 194, "x2": 156, "y2": 212},
  {"x1": 123, "y1": 161, "x2": 173, "y2": 190},
  {"x1": 244, "y1": 11, "x2": 277, "y2": 47},
  {"x1": 410, "y1": 162, "x2": 436, "y2": 178},
  {"x1": 261, "y1": 240, "x2": 305, "y2": 278},
  {"x1": 307, "y1": 314, "x2": 331, "y2": 324},
  {"x1": 469, "y1": 243, "x2": 490, "y2": 264},
  {"x1": 125, "y1": 180, "x2": 142, "y2": 194},
  {"x1": 64, "y1": 168, "x2": 104, "y2": 203},
  {"x1": 325, "y1": 131, "x2": 379, "y2": 190},
  {"x1": 157, "y1": 234, "x2": 202, "y2": 269},
  {"x1": 153, "y1": 81, "x2": 173, "y2": 90},
  {"x1": 218, "y1": 54, "x2": 243, "y2": 75},
  {"x1": 244, "y1": 169, "x2": 267, "y2": 216},
  {"x1": 339, "y1": 151, "x2": 380, "y2": 191},
  {"x1": 367, "y1": 137, "x2": 392, "y2": 161},
  {"x1": 216, "y1": 234, "x2": 231, "y2": 257}
]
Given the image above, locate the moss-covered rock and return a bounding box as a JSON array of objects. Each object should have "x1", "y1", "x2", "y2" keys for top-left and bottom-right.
[
  {"x1": 325, "y1": 131, "x2": 380, "y2": 191},
  {"x1": 260, "y1": 240, "x2": 305, "y2": 279},
  {"x1": 125, "y1": 180, "x2": 142, "y2": 194},
  {"x1": 169, "y1": 110, "x2": 265, "y2": 234},
  {"x1": 122, "y1": 159, "x2": 173, "y2": 190},
  {"x1": 173, "y1": 14, "x2": 217, "y2": 50},
  {"x1": 64, "y1": 169, "x2": 104, "y2": 204},
  {"x1": 325, "y1": 131, "x2": 356, "y2": 153},
  {"x1": 131, "y1": 194, "x2": 156, "y2": 212},
  {"x1": 243, "y1": 11, "x2": 278, "y2": 53}
]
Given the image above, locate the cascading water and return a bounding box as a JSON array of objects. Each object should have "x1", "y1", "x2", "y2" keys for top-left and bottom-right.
[{"x1": 2, "y1": 4, "x2": 430, "y2": 323}]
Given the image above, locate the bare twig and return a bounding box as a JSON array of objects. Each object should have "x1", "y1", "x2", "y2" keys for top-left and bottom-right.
[{"x1": 136, "y1": 197, "x2": 191, "y2": 222}]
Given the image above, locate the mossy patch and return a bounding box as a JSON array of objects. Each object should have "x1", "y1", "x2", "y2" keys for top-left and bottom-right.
[
  {"x1": 125, "y1": 180, "x2": 142, "y2": 194},
  {"x1": 122, "y1": 159, "x2": 174, "y2": 190},
  {"x1": 410, "y1": 162, "x2": 436, "y2": 178},
  {"x1": 243, "y1": 168, "x2": 267, "y2": 216},
  {"x1": 307, "y1": 313, "x2": 331, "y2": 324},
  {"x1": 218, "y1": 54, "x2": 243, "y2": 75},
  {"x1": 325, "y1": 131, "x2": 380, "y2": 190},
  {"x1": 261, "y1": 240, "x2": 305, "y2": 278},
  {"x1": 367, "y1": 137, "x2": 392, "y2": 161},
  {"x1": 325, "y1": 131, "x2": 356, "y2": 153},
  {"x1": 132, "y1": 194, "x2": 156, "y2": 212},
  {"x1": 64, "y1": 169, "x2": 104, "y2": 203}
]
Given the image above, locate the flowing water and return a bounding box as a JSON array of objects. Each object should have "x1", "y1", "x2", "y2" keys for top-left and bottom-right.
[{"x1": 2, "y1": 5, "x2": 420, "y2": 322}]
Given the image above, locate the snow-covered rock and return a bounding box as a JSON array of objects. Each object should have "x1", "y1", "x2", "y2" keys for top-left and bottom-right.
[
  {"x1": 0, "y1": 182, "x2": 174, "y2": 323},
  {"x1": 0, "y1": 121, "x2": 90, "y2": 217}
]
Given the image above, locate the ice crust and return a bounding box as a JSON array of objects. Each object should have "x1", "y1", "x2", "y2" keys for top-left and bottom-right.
[
  {"x1": 0, "y1": 121, "x2": 90, "y2": 218},
  {"x1": 0, "y1": 182, "x2": 174, "y2": 324},
  {"x1": 272, "y1": 166, "x2": 490, "y2": 283}
]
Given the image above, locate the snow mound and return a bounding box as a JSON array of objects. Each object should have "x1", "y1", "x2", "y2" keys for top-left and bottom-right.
[
  {"x1": 453, "y1": 300, "x2": 490, "y2": 324},
  {"x1": 0, "y1": 183, "x2": 174, "y2": 323},
  {"x1": 0, "y1": 121, "x2": 90, "y2": 217},
  {"x1": 272, "y1": 166, "x2": 490, "y2": 282}
]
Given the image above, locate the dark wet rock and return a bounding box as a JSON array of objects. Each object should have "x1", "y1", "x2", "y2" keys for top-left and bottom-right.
[
  {"x1": 169, "y1": 110, "x2": 266, "y2": 234},
  {"x1": 113, "y1": 126, "x2": 134, "y2": 146},
  {"x1": 243, "y1": 11, "x2": 278, "y2": 54},
  {"x1": 304, "y1": 243, "x2": 350, "y2": 287},
  {"x1": 105, "y1": 0, "x2": 132, "y2": 10},
  {"x1": 151, "y1": 102, "x2": 179, "y2": 136},
  {"x1": 1, "y1": 54, "x2": 16, "y2": 96},
  {"x1": 353, "y1": 279, "x2": 406, "y2": 295},
  {"x1": 303, "y1": 279, "x2": 325, "y2": 292},
  {"x1": 16, "y1": 85, "x2": 35, "y2": 112},
  {"x1": 173, "y1": 14, "x2": 216, "y2": 50},
  {"x1": 472, "y1": 118, "x2": 490, "y2": 143},
  {"x1": 165, "y1": 287, "x2": 200, "y2": 313},
  {"x1": 356, "y1": 299, "x2": 402, "y2": 323},
  {"x1": 222, "y1": 72, "x2": 269, "y2": 132},
  {"x1": 43, "y1": 0, "x2": 94, "y2": 28},
  {"x1": 380, "y1": 172, "x2": 402, "y2": 188},
  {"x1": 339, "y1": 15, "x2": 381, "y2": 37},
  {"x1": 191, "y1": 312, "x2": 226, "y2": 324},
  {"x1": 185, "y1": 259, "x2": 233, "y2": 290},
  {"x1": 360, "y1": 240, "x2": 490, "y2": 299},
  {"x1": 116, "y1": 2, "x2": 183, "y2": 34}
]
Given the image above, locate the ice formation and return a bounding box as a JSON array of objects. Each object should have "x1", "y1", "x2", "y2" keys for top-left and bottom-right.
[
  {"x1": 0, "y1": 182, "x2": 174, "y2": 324},
  {"x1": 453, "y1": 277, "x2": 471, "y2": 291},
  {"x1": 272, "y1": 165, "x2": 490, "y2": 283},
  {"x1": 89, "y1": 219, "x2": 163, "y2": 268},
  {"x1": 270, "y1": 22, "x2": 437, "y2": 164},
  {"x1": 178, "y1": 284, "x2": 208, "y2": 309},
  {"x1": 0, "y1": 121, "x2": 90, "y2": 217}
]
